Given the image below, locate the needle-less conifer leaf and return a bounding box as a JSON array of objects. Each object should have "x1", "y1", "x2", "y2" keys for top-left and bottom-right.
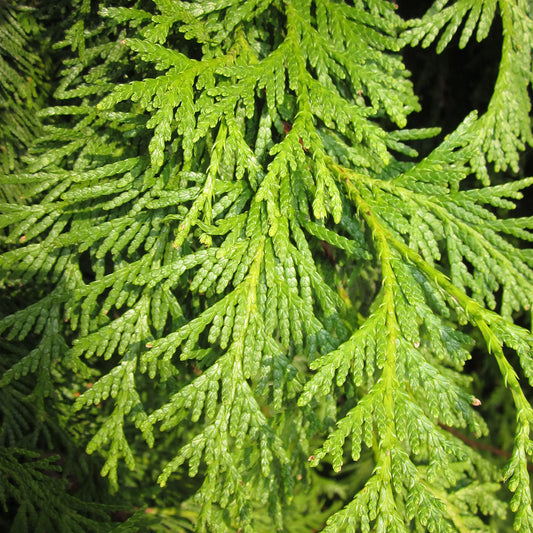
[{"x1": 1, "y1": 0, "x2": 533, "y2": 531}]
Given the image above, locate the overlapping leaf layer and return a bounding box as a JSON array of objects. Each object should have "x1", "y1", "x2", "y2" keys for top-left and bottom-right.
[{"x1": 1, "y1": 1, "x2": 533, "y2": 531}]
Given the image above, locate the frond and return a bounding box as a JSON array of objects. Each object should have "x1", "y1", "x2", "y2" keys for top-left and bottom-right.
[{"x1": 1, "y1": 0, "x2": 532, "y2": 530}]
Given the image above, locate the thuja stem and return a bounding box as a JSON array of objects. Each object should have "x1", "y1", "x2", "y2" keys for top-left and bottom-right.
[{"x1": 335, "y1": 162, "x2": 533, "y2": 425}]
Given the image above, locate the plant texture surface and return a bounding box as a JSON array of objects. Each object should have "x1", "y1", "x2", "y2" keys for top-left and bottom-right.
[{"x1": 1, "y1": 0, "x2": 533, "y2": 531}]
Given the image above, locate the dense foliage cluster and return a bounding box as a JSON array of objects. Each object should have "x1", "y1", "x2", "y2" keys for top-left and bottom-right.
[{"x1": 1, "y1": 0, "x2": 533, "y2": 531}]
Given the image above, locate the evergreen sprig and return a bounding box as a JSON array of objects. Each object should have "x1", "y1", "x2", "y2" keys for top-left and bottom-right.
[
  {"x1": 0, "y1": 447, "x2": 153, "y2": 532},
  {"x1": 0, "y1": 3, "x2": 47, "y2": 194},
  {"x1": 1, "y1": 0, "x2": 533, "y2": 531},
  {"x1": 403, "y1": 0, "x2": 533, "y2": 183}
]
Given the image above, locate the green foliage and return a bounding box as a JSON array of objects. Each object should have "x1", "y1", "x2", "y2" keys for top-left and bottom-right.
[
  {"x1": 1, "y1": 0, "x2": 533, "y2": 531},
  {"x1": 0, "y1": 3, "x2": 48, "y2": 200},
  {"x1": 0, "y1": 447, "x2": 153, "y2": 532},
  {"x1": 404, "y1": 0, "x2": 533, "y2": 183}
]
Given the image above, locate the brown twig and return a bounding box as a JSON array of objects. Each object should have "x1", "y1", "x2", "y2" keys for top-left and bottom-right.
[{"x1": 439, "y1": 423, "x2": 533, "y2": 472}]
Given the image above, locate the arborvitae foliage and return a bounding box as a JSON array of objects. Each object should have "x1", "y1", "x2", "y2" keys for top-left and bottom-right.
[
  {"x1": 1, "y1": 0, "x2": 533, "y2": 531},
  {"x1": 0, "y1": 2, "x2": 48, "y2": 195}
]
